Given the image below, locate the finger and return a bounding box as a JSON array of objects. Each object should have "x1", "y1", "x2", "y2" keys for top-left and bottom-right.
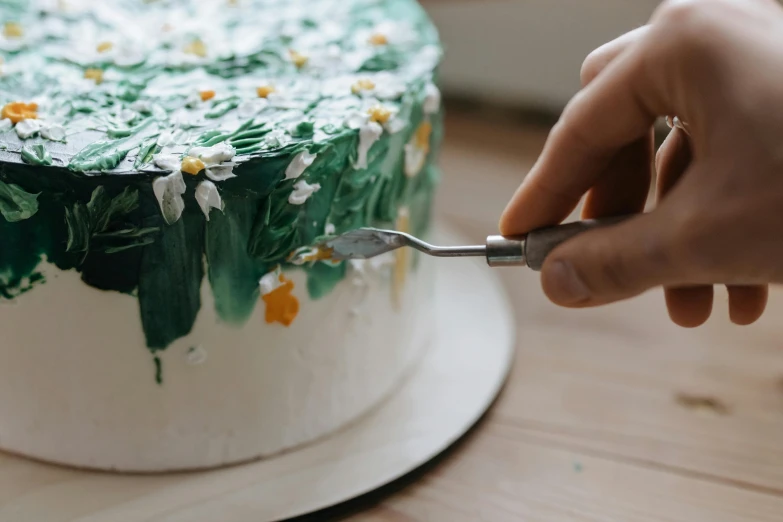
[
  {"x1": 581, "y1": 132, "x2": 652, "y2": 220},
  {"x1": 580, "y1": 27, "x2": 654, "y2": 220},
  {"x1": 539, "y1": 211, "x2": 687, "y2": 307},
  {"x1": 655, "y1": 127, "x2": 691, "y2": 196},
  {"x1": 655, "y1": 127, "x2": 715, "y2": 325},
  {"x1": 579, "y1": 28, "x2": 654, "y2": 234},
  {"x1": 581, "y1": 26, "x2": 650, "y2": 86},
  {"x1": 500, "y1": 27, "x2": 681, "y2": 236},
  {"x1": 657, "y1": 128, "x2": 768, "y2": 325},
  {"x1": 727, "y1": 285, "x2": 768, "y2": 325},
  {"x1": 665, "y1": 285, "x2": 714, "y2": 327}
]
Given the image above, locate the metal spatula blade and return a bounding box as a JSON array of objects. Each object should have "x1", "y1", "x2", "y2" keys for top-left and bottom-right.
[
  {"x1": 319, "y1": 215, "x2": 631, "y2": 270},
  {"x1": 324, "y1": 228, "x2": 411, "y2": 260},
  {"x1": 324, "y1": 228, "x2": 486, "y2": 261}
]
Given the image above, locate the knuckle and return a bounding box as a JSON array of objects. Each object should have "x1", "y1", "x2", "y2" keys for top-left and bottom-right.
[
  {"x1": 655, "y1": 0, "x2": 711, "y2": 25},
  {"x1": 580, "y1": 49, "x2": 607, "y2": 87},
  {"x1": 654, "y1": 0, "x2": 724, "y2": 59}
]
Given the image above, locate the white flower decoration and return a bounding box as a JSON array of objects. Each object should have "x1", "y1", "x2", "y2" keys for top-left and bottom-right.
[
  {"x1": 237, "y1": 98, "x2": 269, "y2": 118},
  {"x1": 153, "y1": 170, "x2": 186, "y2": 225},
  {"x1": 15, "y1": 119, "x2": 41, "y2": 139},
  {"x1": 265, "y1": 128, "x2": 291, "y2": 148},
  {"x1": 259, "y1": 266, "x2": 284, "y2": 295},
  {"x1": 288, "y1": 180, "x2": 320, "y2": 205},
  {"x1": 195, "y1": 180, "x2": 224, "y2": 220},
  {"x1": 187, "y1": 142, "x2": 237, "y2": 181},
  {"x1": 285, "y1": 151, "x2": 317, "y2": 180},
  {"x1": 40, "y1": 122, "x2": 66, "y2": 142},
  {"x1": 157, "y1": 131, "x2": 176, "y2": 147},
  {"x1": 356, "y1": 120, "x2": 382, "y2": 170},
  {"x1": 423, "y1": 82, "x2": 441, "y2": 115},
  {"x1": 153, "y1": 153, "x2": 180, "y2": 172}
]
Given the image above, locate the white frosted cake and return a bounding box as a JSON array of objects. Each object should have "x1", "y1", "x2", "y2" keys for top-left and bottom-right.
[{"x1": 0, "y1": 0, "x2": 442, "y2": 471}]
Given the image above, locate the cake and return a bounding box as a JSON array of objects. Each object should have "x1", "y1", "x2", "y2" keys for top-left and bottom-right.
[{"x1": 0, "y1": 0, "x2": 442, "y2": 471}]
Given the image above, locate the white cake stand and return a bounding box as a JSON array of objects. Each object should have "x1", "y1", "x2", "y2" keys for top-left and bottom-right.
[{"x1": 0, "y1": 228, "x2": 515, "y2": 522}]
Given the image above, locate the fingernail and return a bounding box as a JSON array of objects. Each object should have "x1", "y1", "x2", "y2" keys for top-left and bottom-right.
[{"x1": 544, "y1": 260, "x2": 591, "y2": 304}]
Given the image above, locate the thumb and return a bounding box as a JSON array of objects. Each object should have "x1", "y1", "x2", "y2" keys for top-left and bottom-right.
[{"x1": 539, "y1": 212, "x2": 679, "y2": 307}]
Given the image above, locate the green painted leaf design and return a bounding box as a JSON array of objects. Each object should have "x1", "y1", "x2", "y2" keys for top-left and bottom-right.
[
  {"x1": 360, "y1": 48, "x2": 403, "y2": 72},
  {"x1": 133, "y1": 138, "x2": 161, "y2": 169},
  {"x1": 86, "y1": 186, "x2": 139, "y2": 233},
  {"x1": 64, "y1": 202, "x2": 90, "y2": 253},
  {"x1": 66, "y1": 186, "x2": 152, "y2": 260},
  {"x1": 205, "y1": 96, "x2": 240, "y2": 119},
  {"x1": 68, "y1": 139, "x2": 133, "y2": 172},
  {"x1": 68, "y1": 121, "x2": 155, "y2": 172},
  {"x1": 0, "y1": 179, "x2": 39, "y2": 223},
  {"x1": 85, "y1": 186, "x2": 111, "y2": 232},
  {"x1": 205, "y1": 199, "x2": 265, "y2": 324},
  {"x1": 99, "y1": 229, "x2": 158, "y2": 254},
  {"x1": 21, "y1": 143, "x2": 52, "y2": 166},
  {"x1": 138, "y1": 214, "x2": 205, "y2": 352},
  {"x1": 104, "y1": 186, "x2": 140, "y2": 228},
  {"x1": 247, "y1": 186, "x2": 301, "y2": 262}
]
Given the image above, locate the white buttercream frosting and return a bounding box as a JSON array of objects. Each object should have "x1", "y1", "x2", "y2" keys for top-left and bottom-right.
[
  {"x1": 152, "y1": 170, "x2": 186, "y2": 225},
  {"x1": 288, "y1": 180, "x2": 321, "y2": 205},
  {"x1": 356, "y1": 120, "x2": 383, "y2": 169},
  {"x1": 284, "y1": 150, "x2": 317, "y2": 180},
  {"x1": 195, "y1": 180, "x2": 224, "y2": 220}
]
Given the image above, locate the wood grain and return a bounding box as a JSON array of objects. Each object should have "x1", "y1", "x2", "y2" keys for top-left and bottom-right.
[{"x1": 347, "y1": 108, "x2": 783, "y2": 519}]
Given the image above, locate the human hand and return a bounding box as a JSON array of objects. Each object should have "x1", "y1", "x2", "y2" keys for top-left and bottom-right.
[{"x1": 499, "y1": 0, "x2": 783, "y2": 326}]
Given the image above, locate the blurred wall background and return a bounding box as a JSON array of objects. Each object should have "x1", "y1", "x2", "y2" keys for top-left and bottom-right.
[{"x1": 423, "y1": 0, "x2": 661, "y2": 113}]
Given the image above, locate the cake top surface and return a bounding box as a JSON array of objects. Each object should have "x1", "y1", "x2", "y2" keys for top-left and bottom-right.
[{"x1": 0, "y1": 0, "x2": 440, "y2": 176}]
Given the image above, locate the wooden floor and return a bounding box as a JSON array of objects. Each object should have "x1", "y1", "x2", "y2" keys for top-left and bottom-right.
[{"x1": 344, "y1": 108, "x2": 783, "y2": 521}]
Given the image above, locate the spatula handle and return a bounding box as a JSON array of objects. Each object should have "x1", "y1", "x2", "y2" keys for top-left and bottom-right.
[
  {"x1": 524, "y1": 215, "x2": 631, "y2": 271},
  {"x1": 485, "y1": 215, "x2": 631, "y2": 269}
]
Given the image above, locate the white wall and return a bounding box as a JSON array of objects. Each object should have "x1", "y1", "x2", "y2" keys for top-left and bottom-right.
[{"x1": 425, "y1": 1, "x2": 661, "y2": 111}]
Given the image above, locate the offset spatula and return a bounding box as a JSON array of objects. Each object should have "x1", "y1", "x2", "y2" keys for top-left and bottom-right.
[{"x1": 321, "y1": 215, "x2": 630, "y2": 270}]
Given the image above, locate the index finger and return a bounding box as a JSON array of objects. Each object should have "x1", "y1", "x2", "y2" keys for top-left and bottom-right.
[{"x1": 499, "y1": 29, "x2": 677, "y2": 236}]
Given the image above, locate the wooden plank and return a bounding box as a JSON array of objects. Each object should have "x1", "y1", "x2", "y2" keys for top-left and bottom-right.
[{"x1": 350, "y1": 424, "x2": 783, "y2": 521}]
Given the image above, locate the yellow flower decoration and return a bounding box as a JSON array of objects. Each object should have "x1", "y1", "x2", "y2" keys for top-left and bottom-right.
[
  {"x1": 256, "y1": 84, "x2": 276, "y2": 98},
  {"x1": 351, "y1": 78, "x2": 375, "y2": 95},
  {"x1": 183, "y1": 39, "x2": 207, "y2": 58},
  {"x1": 181, "y1": 157, "x2": 206, "y2": 175},
  {"x1": 289, "y1": 49, "x2": 308, "y2": 68},
  {"x1": 1, "y1": 101, "x2": 37, "y2": 123},
  {"x1": 368, "y1": 33, "x2": 387, "y2": 46},
  {"x1": 367, "y1": 104, "x2": 392, "y2": 124},
  {"x1": 262, "y1": 274, "x2": 300, "y2": 326},
  {"x1": 3, "y1": 22, "x2": 23, "y2": 39}
]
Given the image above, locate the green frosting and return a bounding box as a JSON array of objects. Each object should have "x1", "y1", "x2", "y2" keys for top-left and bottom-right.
[
  {"x1": 0, "y1": 0, "x2": 444, "y2": 374},
  {"x1": 0, "y1": 178, "x2": 38, "y2": 222},
  {"x1": 21, "y1": 143, "x2": 51, "y2": 166}
]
